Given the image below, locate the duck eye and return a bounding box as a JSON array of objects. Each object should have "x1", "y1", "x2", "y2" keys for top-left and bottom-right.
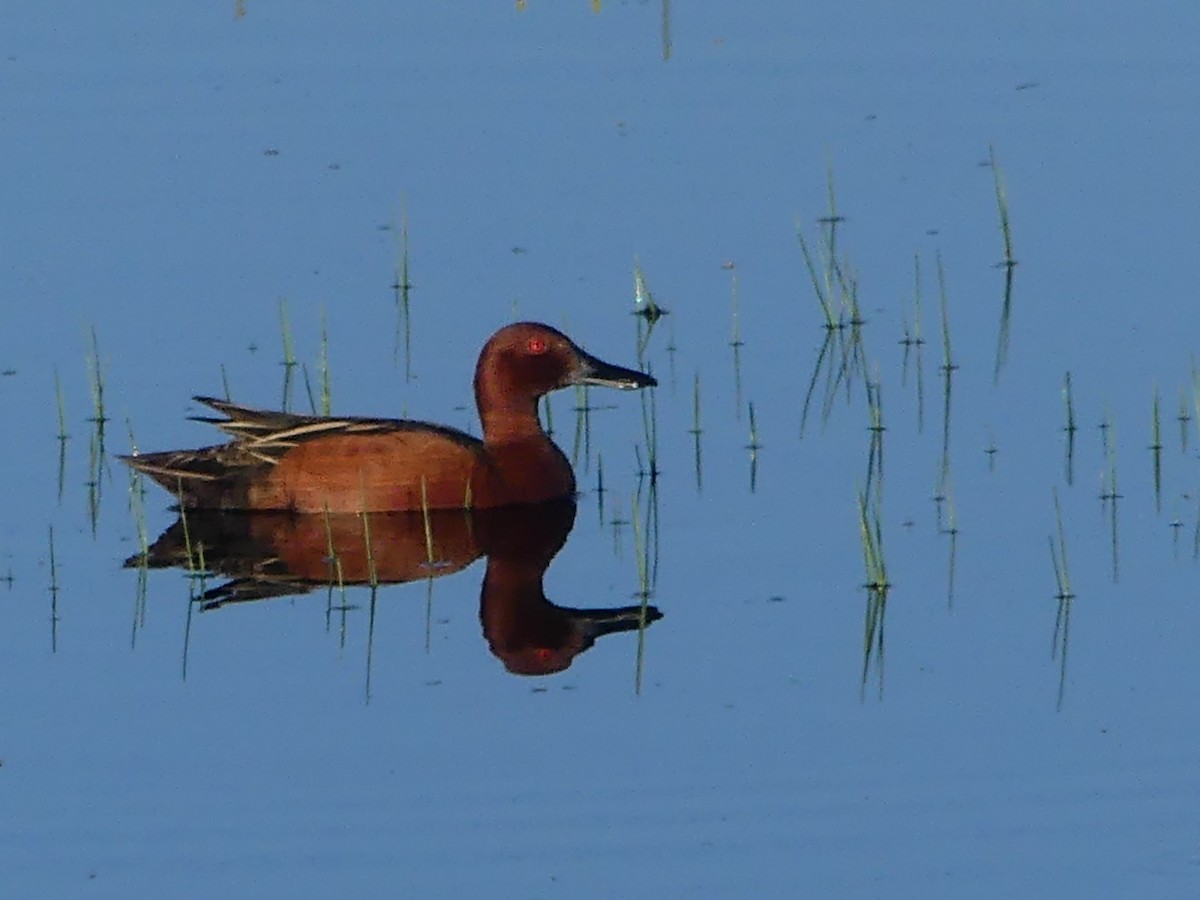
[{"x1": 526, "y1": 337, "x2": 548, "y2": 354}]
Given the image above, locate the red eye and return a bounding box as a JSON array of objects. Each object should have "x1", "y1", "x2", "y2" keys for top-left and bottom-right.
[{"x1": 527, "y1": 337, "x2": 548, "y2": 354}]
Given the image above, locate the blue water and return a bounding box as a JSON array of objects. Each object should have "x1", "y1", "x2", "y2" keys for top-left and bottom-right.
[{"x1": 4, "y1": 3, "x2": 1200, "y2": 897}]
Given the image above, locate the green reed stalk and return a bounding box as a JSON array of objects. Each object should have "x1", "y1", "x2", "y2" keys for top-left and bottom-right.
[
  {"x1": 318, "y1": 502, "x2": 355, "y2": 648},
  {"x1": 366, "y1": 583, "x2": 379, "y2": 703},
  {"x1": 937, "y1": 253, "x2": 956, "y2": 493},
  {"x1": 638, "y1": 368, "x2": 659, "y2": 484},
  {"x1": 86, "y1": 430, "x2": 101, "y2": 538},
  {"x1": 857, "y1": 489, "x2": 889, "y2": 592},
  {"x1": 319, "y1": 307, "x2": 332, "y2": 415},
  {"x1": 1049, "y1": 488, "x2": 1074, "y2": 710},
  {"x1": 1170, "y1": 512, "x2": 1184, "y2": 558},
  {"x1": 860, "y1": 582, "x2": 887, "y2": 703},
  {"x1": 633, "y1": 259, "x2": 666, "y2": 323},
  {"x1": 900, "y1": 254, "x2": 927, "y2": 433},
  {"x1": 819, "y1": 163, "x2": 846, "y2": 262},
  {"x1": 1062, "y1": 372, "x2": 1077, "y2": 486},
  {"x1": 125, "y1": 419, "x2": 149, "y2": 559},
  {"x1": 632, "y1": 260, "x2": 666, "y2": 362},
  {"x1": 130, "y1": 544, "x2": 148, "y2": 648},
  {"x1": 48, "y1": 525, "x2": 60, "y2": 652},
  {"x1": 595, "y1": 453, "x2": 606, "y2": 525},
  {"x1": 360, "y1": 487, "x2": 381, "y2": 701},
  {"x1": 54, "y1": 366, "x2": 69, "y2": 503},
  {"x1": 688, "y1": 372, "x2": 702, "y2": 492},
  {"x1": 54, "y1": 365, "x2": 68, "y2": 442},
  {"x1": 990, "y1": 145, "x2": 1018, "y2": 383},
  {"x1": 1150, "y1": 388, "x2": 1163, "y2": 513},
  {"x1": 279, "y1": 298, "x2": 297, "y2": 411},
  {"x1": 301, "y1": 364, "x2": 317, "y2": 415},
  {"x1": 664, "y1": 324, "x2": 678, "y2": 393},
  {"x1": 1099, "y1": 418, "x2": 1120, "y2": 583},
  {"x1": 321, "y1": 504, "x2": 347, "y2": 635},
  {"x1": 420, "y1": 476, "x2": 435, "y2": 567},
  {"x1": 747, "y1": 400, "x2": 761, "y2": 493},
  {"x1": 1049, "y1": 488, "x2": 1073, "y2": 604},
  {"x1": 541, "y1": 393, "x2": 555, "y2": 438},
  {"x1": 796, "y1": 217, "x2": 835, "y2": 328},
  {"x1": 175, "y1": 478, "x2": 201, "y2": 583},
  {"x1": 830, "y1": 260, "x2": 867, "y2": 416},
  {"x1": 610, "y1": 497, "x2": 627, "y2": 558},
  {"x1": 730, "y1": 271, "x2": 744, "y2": 419},
  {"x1": 85, "y1": 326, "x2": 109, "y2": 529},
  {"x1": 393, "y1": 201, "x2": 414, "y2": 382},
  {"x1": 181, "y1": 594, "x2": 196, "y2": 681},
  {"x1": 86, "y1": 325, "x2": 107, "y2": 430},
  {"x1": 795, "y1": 202, "x2": 859, "y2": 438},
  {"x1": 941, "y1": 480, "x2": 959, "y2": 609},
  {"x1": 570, "y1": 384, "x2": 589, "y2": 469},
  {"x1": 422, "y1": 570, "x2": 435, "y2": 657},
  {"x1": 361, "y1": 507, "x2": 378, "y2": 590},
  {"x1": 1179, "y1": 387, "x2": 1191, "y2": 454},
  {"x1": 865, "y1": 376, "x2": 884, "y2": 504},
  {"x1": 631, "y1": 488, "x2": 651, "y2": 696},
  {"x1": 857, "y1": 489, "x2": 889, "y2": 701},
  {"x1": 819, "y1": 167, "x2": 855, "y2": 337},
  {"x1": 795, "y1": 218, "x2": 835, "y2": 329},
  {"x1": 1107, "y1": 463, "x2": 1120, "y2": 584},
  {"x1": 799, "y1": 328, "x2": 835, "y2": 440},
  {"x1": 644, "y1": 473, "x2": 662, "y2": 590}
]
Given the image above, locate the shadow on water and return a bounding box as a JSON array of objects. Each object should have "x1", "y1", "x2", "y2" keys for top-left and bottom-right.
[{"x1": 125, "y1": 498, "x2": 662, "y2": 680}]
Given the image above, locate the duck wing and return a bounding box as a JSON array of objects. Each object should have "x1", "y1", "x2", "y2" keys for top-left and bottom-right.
[{"x1": 121, "y1": 396, "x2": 482, "y2": 508}]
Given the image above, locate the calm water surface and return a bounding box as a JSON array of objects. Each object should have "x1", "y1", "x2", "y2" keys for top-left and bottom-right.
[{"x1": 4, "y1": 3, "x2": 1200, "y2": 898}]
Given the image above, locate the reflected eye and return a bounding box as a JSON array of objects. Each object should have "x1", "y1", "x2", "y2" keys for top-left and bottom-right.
[{"x1": 527, "y1": 337, "x2": 548, "y2": 354}]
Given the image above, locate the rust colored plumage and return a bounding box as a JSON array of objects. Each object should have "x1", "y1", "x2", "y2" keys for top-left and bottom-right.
[{"x1": 121, "y1": 321, "x2": 656, "y2": 512}]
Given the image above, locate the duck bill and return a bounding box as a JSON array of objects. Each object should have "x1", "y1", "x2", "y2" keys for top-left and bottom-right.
[
  {"x1": 571, "y1": 604, "x2": 664, "y2": 638},
  {"x1": 573, "y1": 349, "x2": 658, "y2": 390}
]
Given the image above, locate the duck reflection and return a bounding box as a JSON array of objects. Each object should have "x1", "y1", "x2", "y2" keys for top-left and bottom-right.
[{"x1": 126, "y1": 499, "x2": 662, "y2": 676}]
